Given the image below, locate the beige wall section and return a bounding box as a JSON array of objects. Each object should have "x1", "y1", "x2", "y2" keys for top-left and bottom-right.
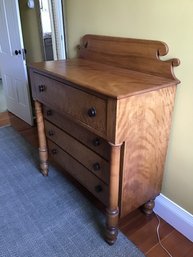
[
  {"x1": 19, "y1": 0, "x2": 44, "y2": 64},
  {"x1": 65, "y1": 0, "x2": 193, "y2": 214}
]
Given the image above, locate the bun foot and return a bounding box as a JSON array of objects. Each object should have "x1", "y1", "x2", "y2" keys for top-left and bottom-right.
[{"x1": 142, "y1": 199, "x2": 155, "y2": 215}]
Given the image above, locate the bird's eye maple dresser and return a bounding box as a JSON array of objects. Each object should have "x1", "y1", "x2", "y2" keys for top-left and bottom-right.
[{"x1": 28, "y1": 34, "x2": 180, "y2": 245}]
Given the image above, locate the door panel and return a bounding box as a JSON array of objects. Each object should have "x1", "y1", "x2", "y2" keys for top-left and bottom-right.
[
  {"x1": 0, "y1": 0, "x2": 33, "y2": 125},
  {"x1": 0, "y1": 3, "x2": 11, "y2": 54}
]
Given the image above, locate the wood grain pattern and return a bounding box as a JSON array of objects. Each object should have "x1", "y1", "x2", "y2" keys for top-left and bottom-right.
[
  {"x1": 33, "y1": 71, "x2": 107, "y2": 137},
  {"x1": 145, "y1": 230, "x2": 193, "y2": 257},
  {"x1": 79, "y1": 34, "x2": 180, "y2": 81},
  {"x1": 105, "y1": 143, "x2": 122, "y2": 245},
  {"x1": 3, "y1": 112, "x2": 38, "y2": 147},
  {"x1": 0, "y1": 111, "x2": 10, "y2": 127},
  {"x1": 29, "y1": 35, "x2": 180, "y2": 245},
  {"x1": 48, "y1": 140, "x2": 109, "y2": 206},
  {"x1": 120, "y1": 211, "x2": 173, "y2": 253},
  {"x1": 29, "y1": 59, "x2": 177, "y2": 100},
  {"x1": 9, "y1": 113, "x2": 192, "y2": 256},
  {"x1": 119, "y1": 209, "x2": 193, "y2": 257},
  {"x1": 45, "y1": 120, "x2": 109, "y2": 184},
  {"x1": 34, "y1": 101, "x2": 48, "y2": 176},
  {"x1": 118, "y1": 86, "x2": 176, "y2": 217},
  {"x1": 43, "y1": 106, "x2": 110, "y2": 160}
]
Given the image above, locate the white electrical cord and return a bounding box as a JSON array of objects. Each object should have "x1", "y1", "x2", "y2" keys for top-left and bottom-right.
[{"x1": 155, "y1": 213, "x2": 173, "y2": 257}]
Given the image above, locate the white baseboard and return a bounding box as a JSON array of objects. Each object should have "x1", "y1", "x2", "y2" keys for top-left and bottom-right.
[{"x1": 154, "y1": 194, "x2": 193, "y2": 242}]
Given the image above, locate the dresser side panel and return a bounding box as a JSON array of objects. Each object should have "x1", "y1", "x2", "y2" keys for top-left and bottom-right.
[
  {"x1": 106, "y1": 98, "x2": 118, "y2": 143},
  {"x1": 119, "y1": 86, "x2": 177, "y2": 217}
]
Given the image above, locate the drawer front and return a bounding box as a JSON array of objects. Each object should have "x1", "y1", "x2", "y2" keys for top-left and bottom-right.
[
  {"x1": 48, "y1": 140, "x2": 108, "y2": 206},
  {"x1": 43, "y1": 106, "x2": 110, "y2": 161},
  {"x1": 33, "y1": 72, "x2": 107, "y2": 135},
  {"x1": 45, "y1": 120, "x2": 109, "y2": 184}
]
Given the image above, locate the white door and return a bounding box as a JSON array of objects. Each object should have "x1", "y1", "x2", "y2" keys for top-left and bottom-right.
[{"x1": 0, "y1": 0, "x2": 33, "y2": 125}]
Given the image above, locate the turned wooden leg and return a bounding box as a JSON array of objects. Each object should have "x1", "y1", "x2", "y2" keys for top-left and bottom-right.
[
  {"x1": 105, "y1": 143, "x2": 122, "y2": 245},
  {"x1": 142, "y1": 199, "x2": 155, "y2": 215},
  {"x1": 34, "y1": 100, "x2": 48, "y2": 176}
]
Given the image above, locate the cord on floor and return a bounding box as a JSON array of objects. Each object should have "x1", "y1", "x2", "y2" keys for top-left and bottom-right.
[{"x1": 155, "y1": 213, "x2": 173, "y2": 257}]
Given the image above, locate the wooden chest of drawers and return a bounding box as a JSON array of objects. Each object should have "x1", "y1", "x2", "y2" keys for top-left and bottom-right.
[{"x1": 29, "y1": 35, "x2": 180, "y2": 245}]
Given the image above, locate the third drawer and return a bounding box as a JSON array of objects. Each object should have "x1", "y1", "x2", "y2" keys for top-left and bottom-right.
[{"x1": 48, "y1": 140, "x2": 108, "y2": 206}]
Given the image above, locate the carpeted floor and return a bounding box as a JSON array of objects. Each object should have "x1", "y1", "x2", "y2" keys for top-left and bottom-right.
[{"x1": 0, "y1": 126, "x2": 145, "y2": 257}]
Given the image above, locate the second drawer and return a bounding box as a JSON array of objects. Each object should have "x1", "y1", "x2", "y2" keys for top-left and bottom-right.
[{"x1": 43, "y1": 106, "x2": 110, "y2": 161}]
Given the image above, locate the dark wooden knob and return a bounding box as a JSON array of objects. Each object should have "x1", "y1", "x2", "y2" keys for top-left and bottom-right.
[
  {"x1": 88, "y1": 107, "x2": 96, "y2": 117},
  {"x1": 93, "y1": 162, "x2": 100, "y2": 171},
  {"x1": 93, "y1": 138, "x2": 101, "y2": 146},
  {"x1": 38, "y1": 84, "x2": 46, "y2": 92},
  {"x1": 95, "y1": 185, "x2": 103, "y2": 193},
  {"x1": 46, "y1": 109, "x2": 52, "y2": 116},
  {"x1": 51, "y1": 149, "x2": 57, "y2": 155},
  {"x1": 48, "y1": 130, "x2": 54, "y2": 136}
]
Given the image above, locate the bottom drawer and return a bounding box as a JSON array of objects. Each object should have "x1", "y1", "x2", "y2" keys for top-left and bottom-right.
[{"x1": 48, "y1": 140, "x2": 108, "y2": 206}]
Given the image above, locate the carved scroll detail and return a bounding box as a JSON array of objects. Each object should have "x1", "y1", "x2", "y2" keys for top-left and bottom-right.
[{"x1": 78, "y1": 34, "x2": 180, "y2": 82}]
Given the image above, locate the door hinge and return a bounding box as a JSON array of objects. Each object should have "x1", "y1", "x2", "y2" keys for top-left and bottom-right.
[{"x1": 22, "y1": 48, "x2": 27, "y2": 60}]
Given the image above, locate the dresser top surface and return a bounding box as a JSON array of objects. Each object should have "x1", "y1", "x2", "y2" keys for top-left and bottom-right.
[{"x1": 29, "y1": 58, "x2": 176, "y2": 99}]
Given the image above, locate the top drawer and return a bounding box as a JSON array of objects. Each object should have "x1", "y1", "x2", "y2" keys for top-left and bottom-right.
[{"x1": 33, "y1": 72, "x2": 107, "y2": 135}]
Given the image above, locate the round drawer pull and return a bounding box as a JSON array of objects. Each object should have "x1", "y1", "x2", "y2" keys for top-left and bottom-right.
[
  {"x1": 93, "y1": 162, "x2": 100, "y2": 171},
  {"x1": 95, "y1": 185, "x2": 103, "y2": 193},
  {"x1": 38, "y1": 84, "x2": 46, "y2": 92},
  {"x1": 51, "y1": 149, "x2": 57, "y2": 155},
  {"x1": 46, "y1": 109, "x2": 52, "y2": 116},
  {"x1": 93, "y1": 138, "x2": 101, "y2": 146},
  {"x1": 88, "y1": 107, "x2": 96, "y2": 117},
  {"x1": 48, "y1": 130, "x2": 54, "y2": 136}
]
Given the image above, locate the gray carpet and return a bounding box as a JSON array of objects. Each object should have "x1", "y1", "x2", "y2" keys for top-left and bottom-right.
[{"x1": 0, "y1": 126, "x2": 145, "y2": 257}]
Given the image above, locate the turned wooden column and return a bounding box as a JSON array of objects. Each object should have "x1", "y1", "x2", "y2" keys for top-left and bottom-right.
[
  {"x1": 105, "y1": 142, "x2": 122, "y2": 245},
  {"x1": 34, "y1": 100, "x2": 48, "y2": 176}
]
